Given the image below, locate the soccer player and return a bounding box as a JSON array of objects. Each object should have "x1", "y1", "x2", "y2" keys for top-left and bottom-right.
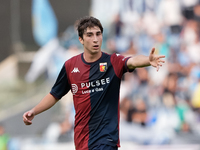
[{"x1": 23, "y1": 16, "x2": 165, "y2": 150}]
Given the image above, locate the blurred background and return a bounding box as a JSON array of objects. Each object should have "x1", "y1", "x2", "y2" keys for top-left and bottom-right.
[{"x1": 1, "y1": 0, "x2": 200, "y2": 150}]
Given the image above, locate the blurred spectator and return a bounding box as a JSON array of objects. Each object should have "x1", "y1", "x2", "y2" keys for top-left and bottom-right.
[
  {"x1": 109, "y1": 14, "x2": 124, "y2": 38},
  {"x1": 157, "y1": 0, "x2": 183, "y2": 34},
  {"x1": 193, "y1": 2, "x2": 200, "y2": 22},
  {"x1": 43, "y1": 119, "x2": 73, "y2": 143},
  {"x1": 181, "y1": 0, "x2": 198, "y2": 20},
  {"x1": 0, "y1": 124, "x2": 9, "y2": 150},
  {"x1": 127, "y1": 98, "x2": 148, "y2": 126},
  {"x1": 163, "y1": 73, "x2": 178, "y2": 103},
  {"x1": 191, "y1": 71, "x2": 200, "y2": 110}
]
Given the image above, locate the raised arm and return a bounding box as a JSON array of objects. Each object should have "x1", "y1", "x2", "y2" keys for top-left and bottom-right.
[
  {"x1": 127, "y1": 48, "x2": 165, "y2": 71},
  {"x1": 23, "y1": 93, "x2": 58, "y2": 125}
]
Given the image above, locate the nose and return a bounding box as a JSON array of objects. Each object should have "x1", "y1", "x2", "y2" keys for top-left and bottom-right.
[{"x1": 93, "y1": 35, "x2": 98, "y2": 42}]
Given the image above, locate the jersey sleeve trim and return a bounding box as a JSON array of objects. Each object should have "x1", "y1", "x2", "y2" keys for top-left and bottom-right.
[
  {"x1": 125, "y1": 57, "x2": 135, "y2": 72},
  {"x1": 49, "y1": 92, "x2": 60, "y2": 100}
]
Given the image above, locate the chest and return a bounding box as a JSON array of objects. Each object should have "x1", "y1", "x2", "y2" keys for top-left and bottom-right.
[{"x1": 68, "y1": 61, "x2": 112, "y2": 83}]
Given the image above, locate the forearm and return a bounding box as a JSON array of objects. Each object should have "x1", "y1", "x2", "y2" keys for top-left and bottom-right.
[
  {"x1": 31, "y1": 93, "x2": 58, "y2": 116},
  {"x1": 127, "y1": 55, "x2": 150, "y2": 69}
]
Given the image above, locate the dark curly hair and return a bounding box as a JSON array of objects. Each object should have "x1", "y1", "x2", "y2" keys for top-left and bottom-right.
[{"x1": 76, "y1": 16, "x2": 103, "y2": 39}]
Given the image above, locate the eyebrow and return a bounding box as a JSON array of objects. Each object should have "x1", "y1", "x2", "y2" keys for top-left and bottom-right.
[{"x1": 85, "y1": 31, "x2": 101, "y2": 34}]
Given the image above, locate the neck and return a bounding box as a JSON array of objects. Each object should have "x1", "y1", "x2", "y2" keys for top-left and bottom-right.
[{"x1": 83, "y1": 51, "x2": 102, "y2": 63}]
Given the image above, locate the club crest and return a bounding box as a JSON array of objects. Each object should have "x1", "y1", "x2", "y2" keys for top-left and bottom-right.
[{"x1": 99, "y1": 62, "x2": 107, "y2": 72}]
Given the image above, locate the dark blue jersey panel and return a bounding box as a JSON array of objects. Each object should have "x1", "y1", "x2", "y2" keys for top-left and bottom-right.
[
  {"x1": 50, "y1": 64, "x2": 71, "y2": 99},
  {"x1": 84, "y1": 53, "x2": 121, "y2": 148}
]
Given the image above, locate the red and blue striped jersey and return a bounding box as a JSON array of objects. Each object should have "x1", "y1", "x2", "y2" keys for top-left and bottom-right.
[{"x1": 50, "y1": 52, "x2": 134, "y2": 150}]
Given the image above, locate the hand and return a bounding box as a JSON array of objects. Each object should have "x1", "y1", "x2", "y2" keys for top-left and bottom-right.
[
  {"x1": 23, "y1": 110, "x2": 35, "y2": 125},
  {"x1": 149, "y1": 48, "x2": 165, "y2": 71}
]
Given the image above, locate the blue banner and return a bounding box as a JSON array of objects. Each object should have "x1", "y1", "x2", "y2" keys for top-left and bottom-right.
[{"x1": 32, "y1": 0, "x2": 58, "y2": 46}]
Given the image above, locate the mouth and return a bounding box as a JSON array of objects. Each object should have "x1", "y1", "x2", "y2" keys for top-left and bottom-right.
[{"x1": 93, "y1": 45, "x2": 99, "y2": 49}]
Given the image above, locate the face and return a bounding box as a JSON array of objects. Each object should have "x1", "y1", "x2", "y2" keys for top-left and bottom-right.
[{"x1": 79, "y1": 26, "x2": 103, "y2": 55}]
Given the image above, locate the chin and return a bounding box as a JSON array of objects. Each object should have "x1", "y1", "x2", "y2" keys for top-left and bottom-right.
[{"x1": 91, "y1": 49, "x2": 100, "y2": 54}]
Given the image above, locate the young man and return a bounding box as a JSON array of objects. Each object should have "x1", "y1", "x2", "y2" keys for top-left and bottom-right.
[{"x1": 23, "y1": 16, "x2": 165, "y2": 150}]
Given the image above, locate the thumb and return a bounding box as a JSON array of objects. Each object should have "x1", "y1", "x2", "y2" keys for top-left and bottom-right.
[
  {"x1": 28, "y1": 110, "x2": 34, "y2": 117},
  {"x1": 28, "y1": 112, "x2": 32, "y2": 117},
  {"x1": 150, "y1": 48, "x2": 155, "y2": 54}
]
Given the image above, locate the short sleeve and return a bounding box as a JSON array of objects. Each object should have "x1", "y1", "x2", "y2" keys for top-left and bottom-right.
[
  {"x1": 50, "y1": 64, "x2": 71, "y2": 99},
  {"x1": 111, "y1": 53, "x2": 134, "y2": 79}
]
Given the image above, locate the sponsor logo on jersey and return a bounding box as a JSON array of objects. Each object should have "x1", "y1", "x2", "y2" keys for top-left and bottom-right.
[
  {"x1": 81, "y1": 77, "x2": 110, "y2": 88},
  {"x1": 99, "y1": 62, "x2": 107, "y2": 72},
  {"x1": 71, "y1": 84, "x2": 78, "y2": 95},
  {"x1": 71, "y1": 67, "x2": 80, "y2": 73}
]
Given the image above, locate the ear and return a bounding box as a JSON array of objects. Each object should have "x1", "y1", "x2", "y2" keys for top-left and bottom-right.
[{"x1": 79, "y1": 37, "x2": 84, "y2": 45}]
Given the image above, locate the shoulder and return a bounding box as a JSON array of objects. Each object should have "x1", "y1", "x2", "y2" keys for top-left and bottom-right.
[
  {"x1": 110, "y1": 53, "x2": 129, "y2": 62},
  {"x1": 65, "y1": 53, "x2": 82, "y2": 65}
]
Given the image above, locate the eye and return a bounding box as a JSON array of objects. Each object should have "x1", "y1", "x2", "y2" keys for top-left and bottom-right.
[{"x1": 97, "y1": 32, "x2": 101, "y2": 36}]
